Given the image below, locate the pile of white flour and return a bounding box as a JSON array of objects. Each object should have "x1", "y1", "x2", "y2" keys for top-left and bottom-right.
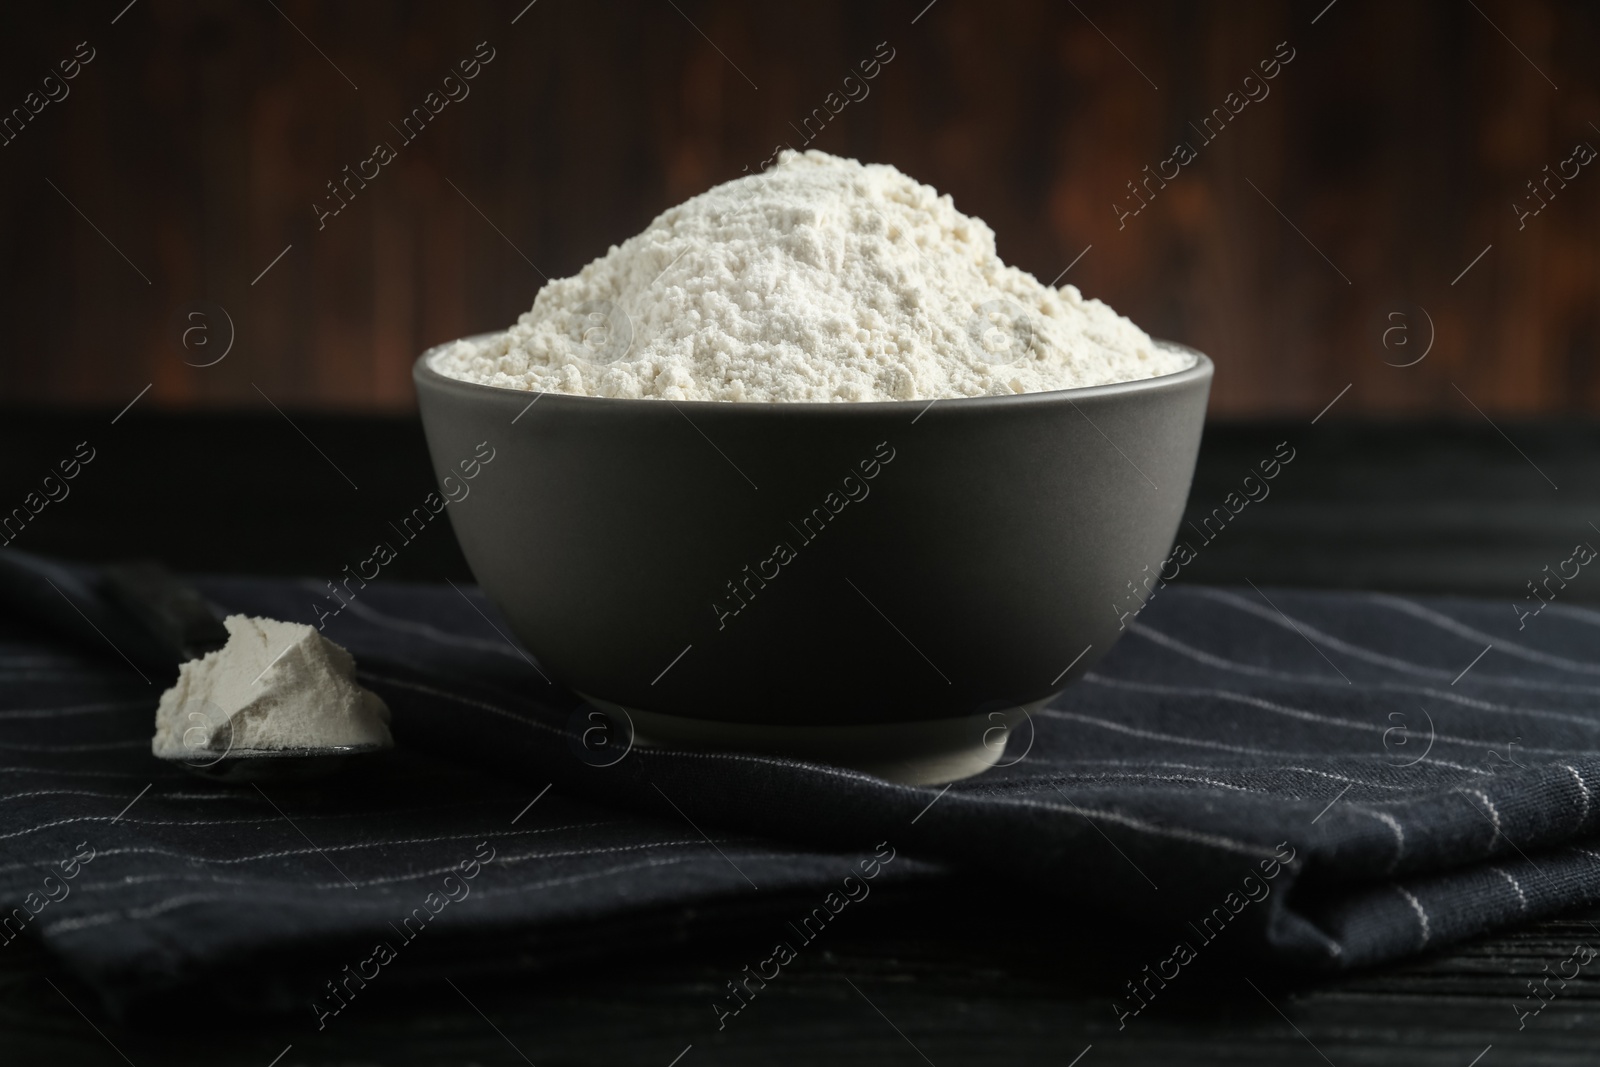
[
  {"x1": 433, "y1": 150, "x2": 1193, "y2": 403},
  {"x1": 152, "y1": 616, "x2": 392, "y2": 758}
]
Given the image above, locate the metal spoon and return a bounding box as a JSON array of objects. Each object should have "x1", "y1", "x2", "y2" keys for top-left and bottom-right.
[
  {"x1": 167, "y1": 743, "x2": 391, "y2": 783},
  {"x1": 100, "y1": 561, "x2": 394, "y2": 783}
]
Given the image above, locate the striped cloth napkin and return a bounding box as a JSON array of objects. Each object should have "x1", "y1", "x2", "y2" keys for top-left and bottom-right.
[{"x1": 3, "y1": 552, "x2": 1598, "y2": 1020}]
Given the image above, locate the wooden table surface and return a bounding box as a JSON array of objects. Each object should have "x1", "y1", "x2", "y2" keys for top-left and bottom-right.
[{"x1": 2, "y1": 411, "x2": 1597, "y2": 1066}]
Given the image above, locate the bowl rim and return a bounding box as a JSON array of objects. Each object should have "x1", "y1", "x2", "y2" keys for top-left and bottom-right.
[{"x1": 414, "y1": 334, "x2": 1212, "y2": 415}]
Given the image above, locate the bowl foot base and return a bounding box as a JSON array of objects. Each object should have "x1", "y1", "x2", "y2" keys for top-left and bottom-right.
[{"x1": 579, "y1": 696, "x2": 1040, "y2": 786}]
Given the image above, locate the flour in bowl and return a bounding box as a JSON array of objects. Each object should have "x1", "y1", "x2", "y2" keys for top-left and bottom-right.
[{"x1": 432, "y1": 150, "x2": 1193, "y2": 403}]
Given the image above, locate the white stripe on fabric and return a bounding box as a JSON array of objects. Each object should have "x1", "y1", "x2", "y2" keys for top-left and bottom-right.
[
  {"x1": 653, "y1": 746, "x2": 1274, "y2": 858},
  {"x1": 1039, "y1": 707, "x2": 1290, "y2": 757},
  {"x1": 0, "y1": 764, "x2": 172, "y2": 780},
  {"x1": 1129, "y1": 623, "x2": 1600, "y2": 716},
  {"x1": 1348, "y1": 806, "x2": 1406, "y2": 871},
  {"x1": 0, "y1": 823, "x2": 613, "y2": 876},
  {"x1": 999, "y1": 767, "x2": 1258, "y2": 793},
  {"x1": 1040, "y1": 707, "x2": 1492, "y2": 777},
  {"x1": 72, "y1": 837, "x2": 729, "y2": 894},
  {"x1": 1086, "y1": 674, "x2": 1385, "y2": 734},
  {"x1": 0, "y1": 739, "x2": 148, "y2": 752},
  {"x1": 0, "y1": 700, "x2": 155, "y2": 720},
  {"x1": 1083, "y1": 675, "x2": 1597, "y2": 758},
  {"x1": 1072, "y1": 759, "x2": 1436, "y2": 792},
  {"x1": 46, "y1": 850, "x2": 805, "y2": 935},
  {"x1": 1493, "y1": 867, "x2": 1529, "y2": 911},
  {"x1": 1394, "y1": 885, "x2": 1431, "y2": 946},
  {"x1": 1464, "y1": 789, "x2": 1504, "y2": 851},
  {"x1": 1369, "y1": 594, "x2": 1600, "y2": 676},
  {"x1": 1564, "y1": 764, "x2": 1592, "y2": 829},
  {"x1": 990, "y1": 793, "x2": 1275, "y2": 860},
  {"x1": 1191, "y1": 589, "x2": 1600, "y2": 691},
  {"x1": 1542, "y1": 602, "x2": 1600, "y2": 627},
  {"x1": 1233, "y1": 765, "x2": 1418, "y2": 790},
  {"x1": 1393, "y1": 685, "x2": 1600, "y2": 729},
  {"x1": 0, "y1": 805, "x2": 568, "y2": 843},
  {"x1": 1195, "y1": 588, "x2": 1452, "y2": 678},
  {"x1": 0, "y1": 789, "x2": 232, "y2": 805}
]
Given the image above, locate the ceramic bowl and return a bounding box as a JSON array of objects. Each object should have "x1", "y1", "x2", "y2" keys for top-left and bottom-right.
[{"x1": 414, "y1": 338, "x2": 1211, "y2": 739}]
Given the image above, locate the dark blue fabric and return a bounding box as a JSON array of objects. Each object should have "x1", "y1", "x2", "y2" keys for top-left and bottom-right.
[{"x1": 3, "y1": 562, "x2": 1600, "y2": 1016}]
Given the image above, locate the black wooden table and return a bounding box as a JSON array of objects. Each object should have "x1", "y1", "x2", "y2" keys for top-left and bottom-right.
[{"x1": 2, "y1": 410, "x2": 1597, "y2": 1066}]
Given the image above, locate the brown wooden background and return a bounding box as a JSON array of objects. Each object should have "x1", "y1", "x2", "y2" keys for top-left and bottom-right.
[{"x1": 1, "y1": 0, "x2": 1596, "y2": 416}]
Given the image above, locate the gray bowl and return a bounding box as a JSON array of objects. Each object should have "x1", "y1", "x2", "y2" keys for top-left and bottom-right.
[{"x1": 414, "y1": 339, "x2": 1211, "y2": 728}]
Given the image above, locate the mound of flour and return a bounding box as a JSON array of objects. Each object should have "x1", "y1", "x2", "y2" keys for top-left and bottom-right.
[
  {"x1": 433, "y1": 150, "x2": 1192, "y2": 402},
  {"x1": 152, "y1": 616, "x2": 392, "y2": 758}
]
